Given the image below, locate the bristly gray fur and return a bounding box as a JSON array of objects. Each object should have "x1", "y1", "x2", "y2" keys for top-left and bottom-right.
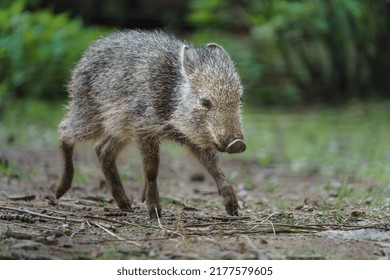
[{"x1": 55, "y1": 30, "x2": 245, "y2": 218}]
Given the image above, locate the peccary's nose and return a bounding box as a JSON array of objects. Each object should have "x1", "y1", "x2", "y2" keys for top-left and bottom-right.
[{"x1": 226, "y1": 139, "x2": 246, "y2": 154}]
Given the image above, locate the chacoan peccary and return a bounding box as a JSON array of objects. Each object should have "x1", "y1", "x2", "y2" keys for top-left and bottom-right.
[{"x1": 56, "y1": 30, "x2": 246, "y2": 218}]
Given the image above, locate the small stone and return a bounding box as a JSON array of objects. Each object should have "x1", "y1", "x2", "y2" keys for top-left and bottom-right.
[{"x1": 350, "y1": 210, "x2": 365, "y2": 217}]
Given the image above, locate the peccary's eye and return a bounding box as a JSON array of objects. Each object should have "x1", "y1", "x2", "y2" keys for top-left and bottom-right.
[{"x1": 199, "y1": 98, "x2": 212, "y2": 109}]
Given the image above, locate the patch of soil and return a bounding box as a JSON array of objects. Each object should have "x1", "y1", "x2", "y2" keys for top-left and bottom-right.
[{"x1": 0, "y1": 146, "x2": 388, "y2": 259}]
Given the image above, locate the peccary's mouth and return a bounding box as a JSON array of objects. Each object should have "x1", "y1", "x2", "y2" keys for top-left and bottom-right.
[{"x1": 214, "y1": 144, "x2": 227, "y2": 153}]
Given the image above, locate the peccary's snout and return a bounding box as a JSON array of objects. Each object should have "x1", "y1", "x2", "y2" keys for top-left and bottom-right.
[{"x1": 226, "y1": 139, "x2": 246, "y2": 154}]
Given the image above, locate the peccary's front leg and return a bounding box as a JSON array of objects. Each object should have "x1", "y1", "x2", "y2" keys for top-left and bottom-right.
[
  {"x1": 138, "y1": 139, "x2": 162, "y2": 219},
  {"x1": 95, "y1": 136, "x2": 132, "y2": 211},
  {"x1": 188, "y1": 146, "x2": 239, "y2": 216}
]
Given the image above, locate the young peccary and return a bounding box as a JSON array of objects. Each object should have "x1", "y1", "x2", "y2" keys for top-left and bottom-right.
[{"x1": 56, "y1": 30, "x2": 246, "y2": 218}]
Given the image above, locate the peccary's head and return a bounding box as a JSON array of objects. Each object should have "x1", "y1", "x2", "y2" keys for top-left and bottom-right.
[{"x1": 175, "y1": 43, "x2": 245, "y2": 154}]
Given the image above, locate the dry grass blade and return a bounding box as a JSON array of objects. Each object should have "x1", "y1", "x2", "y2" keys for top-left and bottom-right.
[
  {"x1": 153, "y1": 207, "x2": 186, "y2": 241},
  {"x1": 259, "y1": 212, "x2": 276, "y2": 224},
  {"x1": 183, "y1": 222, "x2": 227, "y2": 228},
  {"x1": 155, "y1": 207, "x2": 163, "y2": 229},
  {"x1": 79, "y1": 214, "x2": 160, "y2": 230},
  {"x1": 90, "y1": 221, "x2": 142, "y2": 247},
  {"x1": 307, "y1": 223, "x2": 388, "y2": 230},
  {"x1": 199, "y1": 216, "x2": 251, "y2": 222},
  {"x1": 6, "y1": 194, "x2": 36, "y2": 202},
  {"x1": 270, "y1": 222, "x2": 276, "y2": 235}
]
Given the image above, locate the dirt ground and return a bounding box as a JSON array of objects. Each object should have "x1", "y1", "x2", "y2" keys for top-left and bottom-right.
[{"x1": 0, "y1": 146, "x2": 389, "y2": 260}]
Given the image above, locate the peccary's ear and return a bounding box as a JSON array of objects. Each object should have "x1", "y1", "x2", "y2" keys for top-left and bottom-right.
[
  {"x1": 206, "y1": 43, "x2": 228, "y2": 55},
  {"x1": 180, "y1": 45, "x2": 196, "y2": 77}
]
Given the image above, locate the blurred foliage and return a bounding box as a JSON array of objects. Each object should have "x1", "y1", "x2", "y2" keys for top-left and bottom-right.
[
  {"x1": 0, "y1": 0, "x2": 108, "y2": 106},
  {"x1": 187, "y1": 0, "x2": 390, "y2": 105},
  {"x1": 0, "y1": 0, "x2": 389, "y2": 107}
]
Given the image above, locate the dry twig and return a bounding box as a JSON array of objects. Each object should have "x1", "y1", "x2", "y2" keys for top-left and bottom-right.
[
  {"x1": 0, "y1": 206, "x2": 84, "y2": 223},
  {"x1": 6, "y1": 194, "x2": 36, "y2": 202},
  {"x1": 90, "y1": 221, "x2": 141, "y2": 247}
]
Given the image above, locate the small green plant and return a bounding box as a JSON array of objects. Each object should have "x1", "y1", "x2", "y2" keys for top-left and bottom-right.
[
  {"x1": 335, "y1": 184, "x2": 355, "y2": 202},
  {"x1": 160, "y1": 197, "x2": 181, "y2": 206},
  {"x1": 74, "y1": 166, "x2": 87, "y2": 183},
  {"x1": 0, "y1": 159, "x2": 11, "y2": 176},
  {"x1": 332, "y1": 212, "x2": 347, "y2": 224},
  {"x1": 264, "y1": 177, "x2": 279, "y2": 194},
  {"x1": 279, "y1": 211, "x2": 295, "y2": 225},
  {"x1": 0, "y1": 158, "x2": 20, "y2": 178},
  {"x1": 93, "y1": 194, "x2": 110, "y2": 205}
]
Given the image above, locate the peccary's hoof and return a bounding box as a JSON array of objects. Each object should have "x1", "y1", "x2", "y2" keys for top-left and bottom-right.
[
  {"x1": 226, "y1": 139, "x2": 246, "y2": 154},
  {"x1": 118, "y1": 202, "x2": 133, "y2": 212},
  {"x1": 148, "y1": 206, "x2": 162, "y2": 219},
  {"x1": 45, "y1": 195, "x2": 58, "y2": 206},
  {"x1": 225, "y1": 205, "x2": 239, "y2": 216},
  {"x1": 225, "y1": 200, "x2": 239, "y2": 216},
  {"x1": 55, "y1": 182, "x2": 71, "y2": 199}
]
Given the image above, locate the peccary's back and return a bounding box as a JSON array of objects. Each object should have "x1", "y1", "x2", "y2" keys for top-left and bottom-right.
[{"x1": 68, "y1": 30, "x2": 186, "y2": 129}]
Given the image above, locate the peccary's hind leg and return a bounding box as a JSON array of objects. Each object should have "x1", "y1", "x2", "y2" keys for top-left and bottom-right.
[
  {"x1": 56, "y1": 106, "x2": 102, "y2": 200},
  {"x1": 56, "y1": 140, "x2": 75, "y2": 199},
  {"x1": 138, "y1": 139, "x2": 161, "y2": 219},
  {"x1": 95, "y1": 136, "x2": 131, "y2": 210},
  {"x1": 188, "y1": 146, "x2": 239, "y2": 216}
]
